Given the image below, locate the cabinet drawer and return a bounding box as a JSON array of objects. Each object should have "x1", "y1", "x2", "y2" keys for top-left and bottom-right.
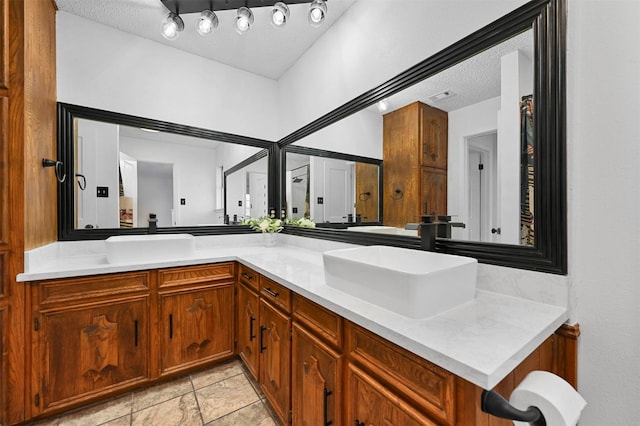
[
  {"x1": 159, "y1": 263, "x2": 235, "y2": 289},
  {"x1": 259, "y1": 276, "x2": 291, "y2": 313},
  {"x1": 293, "y1": 295, "x2": 343, "y2": 348},
  {"x1": 346, "y1": 322, "x2": 455, "y2": 425},
  {"x1": 36, "y1": 272, "x2": 150, "y2": 308},
  {"x1": 238, "y1": 264, "x2": 259, "y2": 291}
]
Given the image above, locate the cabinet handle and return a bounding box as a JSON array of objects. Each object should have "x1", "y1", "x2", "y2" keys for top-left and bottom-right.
[
  {"x1": 169, "y1": 314, "x2": 173, "y2": 340},
  {"x1": 324, "y1": 388, "x2": 333, "y2": 426},
  {"x1": 259, "y1": 325, "x2": 267, "y2": 353},
  {"x1": 134, "y1": 320, "x2": 138, "y2": 347},
  {"x1": 241, "y1": 272, "x2": 253, "y2": 280},
  {"x1": 249, "y1": 316, "x2": 256, "y2": 341},
  {"x1": 263, "y1": 287, "x2": 279, "y2": 298},
  {"x1": 354, "y1": 420, "x2": 364, "y2": 426}
]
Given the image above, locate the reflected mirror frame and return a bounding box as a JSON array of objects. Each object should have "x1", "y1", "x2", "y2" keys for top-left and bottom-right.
[
  {"x1": 57, "y1": 102, "x2": 275, "y2": 240},
  {"x1": 278, "y1": 0, "x2": 567, "y2": 274},
  {"x1": 224, "y1": 149, "x2": 269, "y2": 222},
  {"x1": 282, "y1": 145, "x2": 384, "y2": 226}
]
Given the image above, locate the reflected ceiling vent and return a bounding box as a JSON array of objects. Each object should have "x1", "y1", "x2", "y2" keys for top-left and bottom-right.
[{"x1": 428, "y1": 90, "x2": 455, "y2": 102}]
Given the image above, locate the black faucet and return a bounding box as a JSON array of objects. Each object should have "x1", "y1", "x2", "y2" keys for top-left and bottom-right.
[
  {"x1": 148, "y1": 213, "x2": 158, "y2": 233},
  {"x1": 420, "y1": 215, "x2": 437, "y2": 251}
]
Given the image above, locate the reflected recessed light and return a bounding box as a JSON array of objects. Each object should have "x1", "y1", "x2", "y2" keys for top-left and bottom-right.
[
  {"x1": 377, "y1": 99, "x2": 389, "y2": 113},
  {"x1": 140, "y1": 128, "x2": 160, "y2": 133}
]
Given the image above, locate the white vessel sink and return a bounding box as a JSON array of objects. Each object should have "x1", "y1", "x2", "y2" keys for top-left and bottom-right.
[
  {"x1": 322, "y1": 245, "x2": 477, "y2": 319},
  {"x1": 105, "y1": 234, "x2": 196, "y2": 264}
]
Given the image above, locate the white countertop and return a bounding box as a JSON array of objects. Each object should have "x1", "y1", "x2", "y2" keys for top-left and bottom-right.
[{"x1": 18, "y1": 235, "x2": 568, "y2": 389}]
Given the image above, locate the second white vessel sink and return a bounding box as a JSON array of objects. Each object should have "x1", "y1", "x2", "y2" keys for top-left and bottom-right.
[
  {"x1": 105, "y1": 234, "x2": 196, "y2": 264},
  {"x1": 322, "y1": 245, "x2": 477, "y2": 319}
]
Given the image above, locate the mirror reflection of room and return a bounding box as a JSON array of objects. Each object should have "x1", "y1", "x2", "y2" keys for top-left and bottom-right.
[
  {"x1": 285, "y1": 152, "x2": 380, "y2": 225},
  {"x1": 225, "y1": 156, "x2": 269, "y2": 223},
  {"x1": 74, "y1": 118, "x2": 265, "y2": 229},
  {"x1": 289, "y1": 29, "x2": 534, "y2": 245}
]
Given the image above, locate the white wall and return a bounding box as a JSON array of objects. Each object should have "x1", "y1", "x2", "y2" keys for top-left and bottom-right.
[
  {"x1": 57, "y1": 12, "x2": 278, "y2": 140},
  {"x1": 567, "y1": 1, "x2": 640, "y2": 425}
]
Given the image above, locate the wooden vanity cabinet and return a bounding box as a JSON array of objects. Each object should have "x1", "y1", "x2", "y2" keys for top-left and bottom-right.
[
  {"x1": 291, "y1": 295, "x2": 343, "y2": 426},
  {"x1": 236, "y1": 277, "x2": 260, "y2": 380},
  {"x1": 259, "y1": 275, "x2": 292, "y2": 425},
  {"x1": 157, "y1": 263, "x2": 235, "y2": 376},
  {"x1": 30, "y1": 272, "x2": 152, "y2": 416}
]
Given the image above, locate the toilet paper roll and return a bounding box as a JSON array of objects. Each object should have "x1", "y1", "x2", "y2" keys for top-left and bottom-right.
[{"x1": 510, "y1": 371, "x2": 586, "y2": 426}]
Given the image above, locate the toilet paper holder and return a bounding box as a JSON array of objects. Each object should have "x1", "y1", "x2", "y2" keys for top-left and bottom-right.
[{"x1": 481, "y1": 389, "x2": 546, "y2": 425}]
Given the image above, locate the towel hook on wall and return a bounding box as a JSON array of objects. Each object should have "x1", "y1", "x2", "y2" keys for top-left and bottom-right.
[{"x1": 42, "y1": 158, "x2": 66, "y2": 183}]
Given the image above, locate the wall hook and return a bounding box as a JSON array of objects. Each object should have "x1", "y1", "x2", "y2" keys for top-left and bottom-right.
[
  {"x1": 75, "y1": 173, "x2": 86, "y2": 191},
  {"x1": 42, "y1": 158, "x2": 66, "y2": 183}
]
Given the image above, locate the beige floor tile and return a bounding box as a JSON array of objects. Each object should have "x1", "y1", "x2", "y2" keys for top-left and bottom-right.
[
  {"x1": 206, "y1": 401, "x2": 276, "y2": 426},
  {"x1": 99, "y1": 414, "x2": 131, "y2": 426},
  {"x1": 190, "y1": 360, "x2": 244, "y2": 390},
  {"x1": 196, "y1": 374, "x2": 260, "y2": 423},
  {"x1": 132, "y1": 376, "x2": 193, "y2": 412},
  {"x1": 131, "y1": 392, "x2": 202, "y2": 426},
  {"x1": 54, "y1": 394, "x2": 132, "y2": 426}
]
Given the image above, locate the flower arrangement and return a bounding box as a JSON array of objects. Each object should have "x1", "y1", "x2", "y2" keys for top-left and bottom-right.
[
  {"x1": 242, "y1": 216, "x2": 283, "y2": 233},
  {"x1": 285, "y1": 217, "x2": 316, "y2": 228}
]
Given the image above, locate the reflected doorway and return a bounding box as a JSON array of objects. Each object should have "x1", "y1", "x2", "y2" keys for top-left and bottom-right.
[{"x1": 466, "y1": 132, "x2": 497, "y2": 242}]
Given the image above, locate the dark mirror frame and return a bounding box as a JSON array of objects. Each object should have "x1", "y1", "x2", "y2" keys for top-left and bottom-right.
[
  {"x1": 278, "y1": 0, "x2": 567, "y2": 274},
  {"x1": 57, "y1": 102, "x2": 276, "y2": 240},
  {"x1": 56, "y1": 0, "x2": 566, "y2": 274},
  {"x1": 283, "y1": 145, "x2": 384, "y2": 227}
]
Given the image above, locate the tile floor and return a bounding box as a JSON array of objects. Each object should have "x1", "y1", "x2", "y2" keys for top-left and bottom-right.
[{"x1": 30, "y1": 359, "x2": 278, "y2": 426}]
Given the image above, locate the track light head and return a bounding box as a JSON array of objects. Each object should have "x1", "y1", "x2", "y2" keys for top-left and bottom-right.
[
  {"x1": 196, "y1": 10, "x2": 218, "y2": 36},
  {"x1": 271, "y1": 2, "x2": 290, "y2": 29},
  {"x1": 235, "y1": 7, "x2": 255, "y2": 35},
  {"x1": 308, "y1": 0, "x2": 327, "y2": 27},
  {"x1": 161, "y1": 12, "x2": 184, "y2": 41}
]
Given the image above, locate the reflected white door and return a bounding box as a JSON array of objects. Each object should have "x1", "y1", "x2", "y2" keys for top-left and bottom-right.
[
  {"x1": 119, "y1": 152, "x2": 138, "y2": 227},
  {"x1": 324, "y1": 158, "x2": 354, "y2": 223},
  {"x1": 249, "y1": 172, "x2": 268, "y2": 218},
  {"x1": 467, "y1": 132, "x2": 497, "y2": 242}
]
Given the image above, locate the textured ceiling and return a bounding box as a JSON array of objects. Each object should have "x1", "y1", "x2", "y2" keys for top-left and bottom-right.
[{"x1": 55, "y1": 0, "x2": 357, "y2": 80}]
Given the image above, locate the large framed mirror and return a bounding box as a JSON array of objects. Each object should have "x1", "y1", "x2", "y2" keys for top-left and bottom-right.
[
  {"x1": 57, "y1": 103, "x2": 274, "y2": 239},
  {"x1": 279, "y1": 0, "x2": 566, "y2": 273}
]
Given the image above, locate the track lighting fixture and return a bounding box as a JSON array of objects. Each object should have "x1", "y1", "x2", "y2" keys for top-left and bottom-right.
[
  {"x1": 160, "y1": 1, "x2": 328, "y2": 39},
  {"x1": 196, "y1": 10, "x2": 218, "y2": 36},
  {"x1": 271, "y1": 2, "x2": 290, "y2": 28},
  {"x1": 308, "y1": 0, "x2": 327, "y2": 27},
  {"x1": 234, "y1": 6, "x2": 254, "y2": 35},
  {"x1": 161, "y1": 12, "x2": 184, "y2": 41}
]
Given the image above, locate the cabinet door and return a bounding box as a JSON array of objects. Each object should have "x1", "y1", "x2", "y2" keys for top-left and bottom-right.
[
  {"x1": 421, "y1": 166, "x2": 447, "y2": 216},
  {"x1": 346, "y1": 364, "x2": 437, "y2": 426},
  {"x1": 160, "y1": 284, "x2": 234, "y2": 375},
  {"x1": 259, "y1": 299, "x2": 291, "y2": 425},
  {"x1": 420, "y1": 104, "x2": 448, "y2": 169},
  {"x1": 237, "y1": 282, "x2": 260, "y2": 380},
  {"x1": 38, "y1": 298, "x2": 150, "y2": 410},
  {"x1": 292, "y1": 324, "x2": 340, "y2": 426}
]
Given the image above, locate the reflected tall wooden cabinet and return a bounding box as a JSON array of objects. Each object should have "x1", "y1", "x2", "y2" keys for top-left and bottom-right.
[{"x1": 383, "y1": 101, "x2": 448, "y2": 228}]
